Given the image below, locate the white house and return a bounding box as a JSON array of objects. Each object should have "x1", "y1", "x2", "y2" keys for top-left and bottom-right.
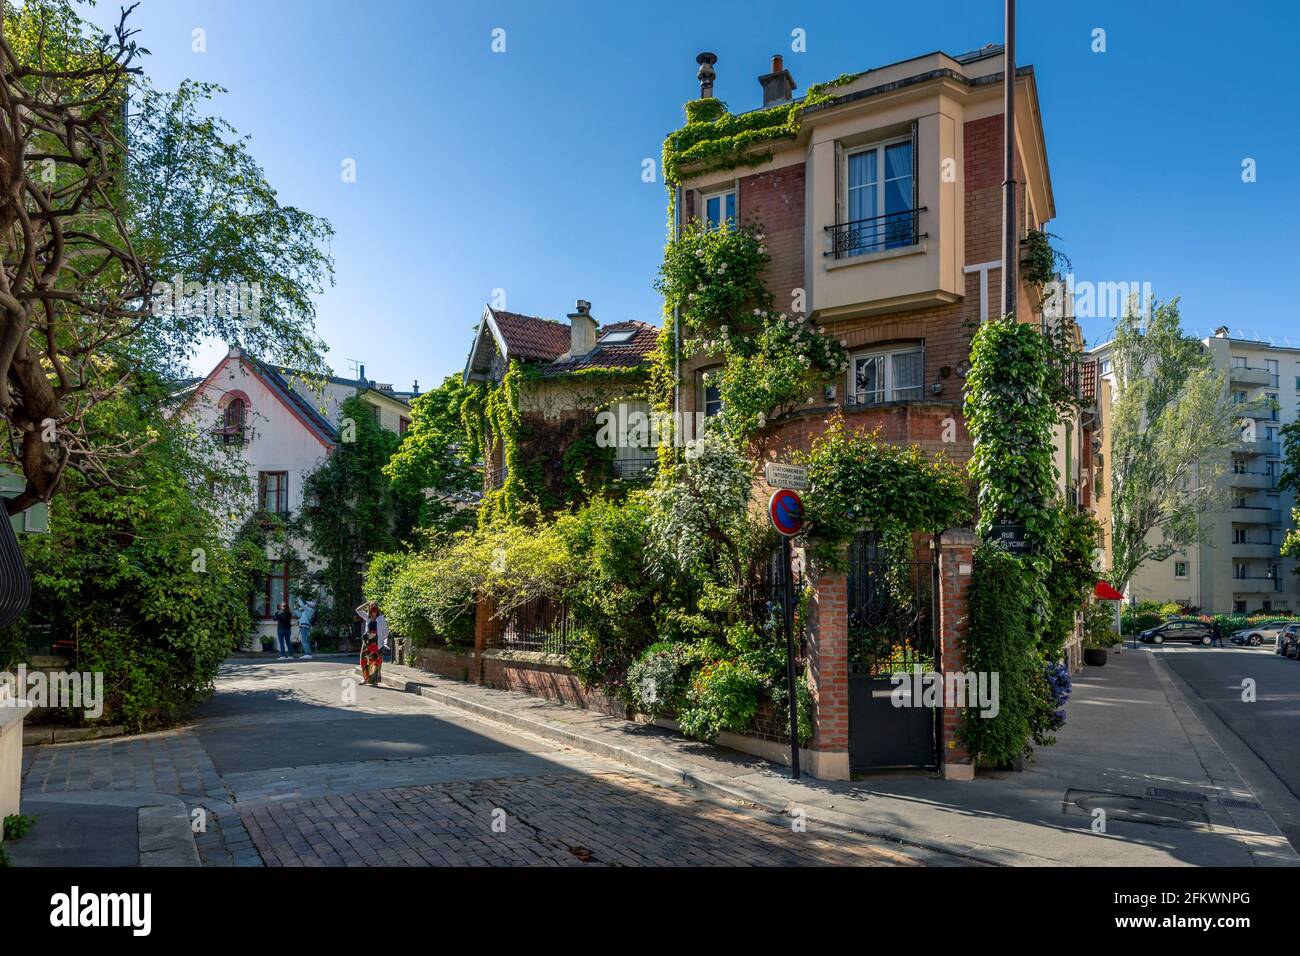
[{"x1": 175, "y1": 346, "x2": 414, "y2": 647}]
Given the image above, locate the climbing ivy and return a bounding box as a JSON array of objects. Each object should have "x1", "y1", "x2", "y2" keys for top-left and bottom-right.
[
  {"x1": 795, "y1": 415, "x2": 970, "y2": 567},
  {"x1": 661, "y1": 73, "x2": 859, "y2": 191}
]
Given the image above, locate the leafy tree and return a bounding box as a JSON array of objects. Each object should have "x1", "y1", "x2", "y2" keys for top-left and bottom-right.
[
  {"x1": 383, "y1": 375, "x2": 480, "y2": 530},
  {"x1": 300, "y1": 396, "x2": 420, "y2": 634},
  {"x1": 1279, "y1": 421, "x2": 1300, "y2": 573},
  {"x1": 5, "y1": 381, "x2": 263, "y2": 729},
  {"x1": 0, "y1": 1, "x2": 332, "y2": 513},
  {"x1": 1107, "y1": 298, "x2": 1241, "y2": 590}
]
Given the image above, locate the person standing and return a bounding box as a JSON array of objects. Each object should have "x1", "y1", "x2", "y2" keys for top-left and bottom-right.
[
  {"x1": 294, "y1": 596, "x2": 317, "y2": 659},
  {"x1": 1210, "y1": 618, "x2": 1224, "y2": 647},
  {"x1": 356, "y1": 601, "x2": 388, "y2": 686},
  {"x1": 273, "y1": 602, "x2": 293, "y2": 659}
]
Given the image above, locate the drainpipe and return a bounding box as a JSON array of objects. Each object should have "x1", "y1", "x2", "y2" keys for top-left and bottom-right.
[
  {"x1": 1001, "y1": 0, "x2": 1018, "y2": 321},
  {"x1": 673, "y1": 183, "x2": 683, "y2": 462}
]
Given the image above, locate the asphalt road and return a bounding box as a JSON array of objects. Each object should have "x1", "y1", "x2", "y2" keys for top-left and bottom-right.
[{"x1": 1152, "y1": 643, "x2": 1300, "y2": 852}]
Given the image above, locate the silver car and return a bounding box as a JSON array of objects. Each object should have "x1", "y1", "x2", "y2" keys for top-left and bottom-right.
[{"x1": 1232, "y1": 619, "x2": 1294, "y2": 647}]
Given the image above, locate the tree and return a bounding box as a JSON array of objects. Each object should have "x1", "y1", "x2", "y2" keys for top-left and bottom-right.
[
  {"x1": 1107, "y1": 298, "x2": 1241, "y2": 590},
  {"x1": 1278, "y1": 421, "x2": 1300, "y2": 572},
  {"x1": 0, "y1": 1, "x2": 332, "y2": 513},
  {"x1": 383, "y1": 375, "x2": 480, "y2": 530},
  {"x1": 6, "y1": 378, "x2": 264, "y2": 728},
  {"x1": 300, "y1": 396, "x2": 420, "y2": 635}
]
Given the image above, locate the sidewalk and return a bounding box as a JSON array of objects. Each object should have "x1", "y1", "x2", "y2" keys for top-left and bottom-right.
[{"x1": 372, "y1": 646, "x2": 1300, "y2": 867}]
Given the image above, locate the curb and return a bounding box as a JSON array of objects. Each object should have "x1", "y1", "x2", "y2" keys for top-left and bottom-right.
[
  {"x1": 23, "y1": 724, "x2": 125, "y2": 747},
  {"x1": 18, "y1": 790, "x2": 201, "y2": 867},
  {"x1": 368, "y1": 668, "x2": 1002, "y2": 866}
]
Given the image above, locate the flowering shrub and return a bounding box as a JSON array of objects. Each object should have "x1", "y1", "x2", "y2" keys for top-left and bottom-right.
[
  {"x1": 677, "y1": 658, "x2": 762, "y2": 741},
  {"x1": 627, "y1": 642, "x2": 691, "y2": 718}
]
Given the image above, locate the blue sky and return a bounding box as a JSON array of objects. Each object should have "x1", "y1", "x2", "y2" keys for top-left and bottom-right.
[{"x1": 82, "y1": 0, "x2": 1300, "y2": 386}]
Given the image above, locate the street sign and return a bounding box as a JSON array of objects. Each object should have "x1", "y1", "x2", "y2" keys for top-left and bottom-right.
[
  {"x1": 986, "y1": 523, "x2": 1032, "y2": 556},
  {"x1": 769, "y1": 489, "x2": 805, "y2": 537},
  {"x1": 764, "y1": 462, "x2": 808, "y2": 490}
]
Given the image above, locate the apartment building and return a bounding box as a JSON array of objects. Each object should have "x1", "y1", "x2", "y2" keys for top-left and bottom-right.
[
  {"x1": 671, "y1": 45, "x2": 1060, "y2": 469},
  {"x1": 1090, "y1": 328, "x2": 1299, "y2": 613}
]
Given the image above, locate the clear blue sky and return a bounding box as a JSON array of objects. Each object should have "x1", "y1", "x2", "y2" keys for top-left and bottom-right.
[{"x1": 81, "y1": 0, "x2": 1300, "y2": 386}]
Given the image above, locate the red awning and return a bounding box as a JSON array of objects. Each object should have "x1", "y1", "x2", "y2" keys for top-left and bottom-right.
[{"x1": 1094, "y1": 580, "x2": 1124, "y2": 601}]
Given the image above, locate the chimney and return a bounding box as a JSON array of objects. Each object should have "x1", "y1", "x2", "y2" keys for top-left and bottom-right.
[
  {"x1": 568, "y1": 299, "x2": 598, "y2": 357},
  {"x1": 758, "y1": 54, "x2": 796, "y2": 106},
  {"x1": 412, "y1": 379, "x2": 420, "y2": 396},
  {"x1": 358, "y1": 363, "x2": 366, "y2": 385},
  {"x1": 696, "y1": 52, "x2": 718, "y2": 98},
  {"x1": 1214, "y1": 326, "x2": 1230, "y2": 338}
]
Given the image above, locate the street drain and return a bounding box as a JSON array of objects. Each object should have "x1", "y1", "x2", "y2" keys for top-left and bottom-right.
[
  {"x1": 1218, "y1": 797, "x2": 1263, "y2": 811},
  {"x1": 1146, "y1": 787, "x2": 1207, "y2": 803},
  {"x1": 1063, "y1": 789, "x2": 1210, "y2": 829}
]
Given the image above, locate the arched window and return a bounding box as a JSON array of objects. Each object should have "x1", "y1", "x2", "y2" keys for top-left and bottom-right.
[{"x1": 216, "y1": 391, "x2": 251, "y2": 445}]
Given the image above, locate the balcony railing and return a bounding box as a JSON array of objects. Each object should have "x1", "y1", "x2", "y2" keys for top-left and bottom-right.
[
  {"x1": 824, "y1": 207, "x2": 926, "y2": 260},
  {"x1": 612, "y1": 455, "x2": 656, "y2": 480}
]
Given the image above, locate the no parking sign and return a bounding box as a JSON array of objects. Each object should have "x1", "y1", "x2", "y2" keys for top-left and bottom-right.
[{"x1": 768, "y1": 488, "x2": 804, "y2": 537}]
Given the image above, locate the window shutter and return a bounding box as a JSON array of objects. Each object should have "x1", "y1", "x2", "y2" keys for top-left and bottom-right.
[
  {"x1": 910, "y1": 120, "x2": 919, "y2": 243},
  {"x1": 833, "y1": 141, "x2": 843, "y2": 226}
]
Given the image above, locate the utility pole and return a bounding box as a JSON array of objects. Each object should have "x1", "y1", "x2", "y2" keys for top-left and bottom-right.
[{"x1": 1001, "y1": 0, "x2": 1018, "y2": 320}]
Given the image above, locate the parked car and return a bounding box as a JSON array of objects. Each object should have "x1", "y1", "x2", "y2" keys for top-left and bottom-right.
[
  {"x1": 1231, "y1": 619, "x2": 1294, "y2": 647},
  {"x1": 1139, "y1": 619, "x2": 1214, "y2": 645},
  {"x1": 1276, "y1": 624, "x2": 1300, "y2": 659}
]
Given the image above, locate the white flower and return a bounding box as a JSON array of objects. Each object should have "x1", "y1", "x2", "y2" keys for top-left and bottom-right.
[
  {"x1": 758, "y1": 246, "x2": 766, "y2": 254},
  {"x1": 688, "y1": 293, "x2": 697, "y2": 301},
  {"x1": 720, "y1": 325, "x2": 729, "y2": 335},
  {"x1": 840, "y1": 339, "x2": 848, "y2": 347}
]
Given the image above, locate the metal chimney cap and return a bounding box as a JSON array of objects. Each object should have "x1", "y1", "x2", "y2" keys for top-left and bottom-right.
[
  {"x1": 696, "y1": 52, "x2": 718, "y2": 67},
  {"x1": 574, "y1": 299, "x2": 592, "y2": 314}
]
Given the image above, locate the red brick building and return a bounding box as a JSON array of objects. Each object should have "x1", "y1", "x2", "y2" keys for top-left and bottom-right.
[{"x1": 670, "y1": 45, "x2": 1069, "y2": 779}]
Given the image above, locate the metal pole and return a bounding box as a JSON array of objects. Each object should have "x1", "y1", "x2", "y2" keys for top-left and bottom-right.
[
  {"x1": 673, "y1": 185, "x2": 683, "y2": 463},
  {"x1": 782, "y1": 534, "x2": 800, "y2": 779},
  {"x1": 1001, "y1": 0, "x2": 1018, "y2": 319}
]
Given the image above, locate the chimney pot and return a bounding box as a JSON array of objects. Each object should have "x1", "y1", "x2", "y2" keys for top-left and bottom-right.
[
  {"x1": 696, "y1": 52, "x2": 718, "y2": 99},
  {"x1": 758, "y1": 54, "x2": 797, "y2": 107}
]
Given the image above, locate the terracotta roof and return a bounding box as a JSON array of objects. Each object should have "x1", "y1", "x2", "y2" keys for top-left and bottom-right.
[
  {"x1": 490, "y1": 308, "x2": 571, "y2": 362},
  {"x1": 539, "y1": 320, "x2": 659, "y2": 377}
]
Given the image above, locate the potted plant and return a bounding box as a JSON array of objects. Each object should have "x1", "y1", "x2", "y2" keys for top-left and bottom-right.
[
  {"x1": 260, "y1": 635, "x2": 275, "y2": 654},
  {"x1": 1083, "y1": 601, "x2": 1116, "y2": 666}
]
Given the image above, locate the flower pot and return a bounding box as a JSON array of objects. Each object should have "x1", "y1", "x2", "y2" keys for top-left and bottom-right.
[{"x1": 1083, "y1": 647, "x2": 1108, "y2": 667}]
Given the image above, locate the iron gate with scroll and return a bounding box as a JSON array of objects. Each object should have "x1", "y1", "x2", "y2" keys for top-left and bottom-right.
[{"x1": 847, "y1": 532, "x2": 939, "y2": 771}]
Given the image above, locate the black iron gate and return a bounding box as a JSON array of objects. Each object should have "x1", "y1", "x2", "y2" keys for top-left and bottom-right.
[{"x1": 847, "y1": 532, "x2": 939, "y2": 771}]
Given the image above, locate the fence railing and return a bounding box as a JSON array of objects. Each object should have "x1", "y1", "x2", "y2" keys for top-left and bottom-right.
[
  {"x1": 824, "y1": 207, "x2": 926, "y2": 259},
  {"x1": 484, "y1": 596, "x2": 578, "y2": 654}
]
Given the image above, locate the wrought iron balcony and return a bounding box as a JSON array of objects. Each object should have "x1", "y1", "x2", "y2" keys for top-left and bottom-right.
[{"x1": 825, "y1": 208, "x2": 926, "y2": 260}]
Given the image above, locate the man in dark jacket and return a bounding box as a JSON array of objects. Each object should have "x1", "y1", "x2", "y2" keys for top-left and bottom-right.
[{"x1": 273, "y1": 602, "x2": 293, "y2": 659}]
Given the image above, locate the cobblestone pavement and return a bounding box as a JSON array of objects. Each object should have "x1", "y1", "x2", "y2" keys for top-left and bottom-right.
[
  {"x1": 20, "y1": 659, "x2": 954, "y2": 867},
  {"x1": 242, "y1": 771, "x2": 927, "y2": 867}
]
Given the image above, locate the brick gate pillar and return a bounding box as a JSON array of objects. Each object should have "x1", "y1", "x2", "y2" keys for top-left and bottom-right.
[
  {"x1": 937, "y1": 527, "x2": 978, "y2": 780},
  {"x1": 805, "y1": 548, "x2": 850, "y2": 780},
  {"x1": 471, "y1": 594, "x2": 494, "y2": 685}
]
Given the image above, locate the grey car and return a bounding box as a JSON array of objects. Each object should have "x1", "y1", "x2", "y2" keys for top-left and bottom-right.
[{"x1": 1232, "y1": 619, "x2": 1294, "y2": 647}]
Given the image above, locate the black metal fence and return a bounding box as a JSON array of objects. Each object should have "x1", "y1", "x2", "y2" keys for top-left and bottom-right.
[
  {"x1": 485, "y1": 596, "x2": 578, "y2": 654},
  {"x1": 846, "y1": 533, "x2": 937, "y2": 676}
]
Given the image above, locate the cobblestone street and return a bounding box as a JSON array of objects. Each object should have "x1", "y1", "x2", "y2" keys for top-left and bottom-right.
[{"x1": 16, "y1": 659, "x2": 950, "y2": 867}]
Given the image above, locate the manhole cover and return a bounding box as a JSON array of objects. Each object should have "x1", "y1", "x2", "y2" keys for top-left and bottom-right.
[{"x1": 1063, "y1": 789, "x2": 1209, "y2": 829}]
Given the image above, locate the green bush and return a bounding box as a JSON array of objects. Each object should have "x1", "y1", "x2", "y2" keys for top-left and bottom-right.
[
  {"x1": 677, "y1": 659, "x2": 761, "y2": 741},
  {"x1": 627, "y1": 642, "x2": 692, "y2": 718},
  {"x1": 1083, "y1": 601, "x2": 1119, "y2": 650},
  {"x1": 961, "y1": 545, "x2": 1036, "y2": 766}
]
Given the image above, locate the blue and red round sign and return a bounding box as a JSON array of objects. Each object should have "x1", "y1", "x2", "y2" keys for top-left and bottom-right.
[{"x1": 768, "y1": 489, "x2": 805, "y2": 537}]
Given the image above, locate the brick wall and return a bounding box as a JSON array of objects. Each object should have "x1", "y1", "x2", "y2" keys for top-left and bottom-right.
[
  {"x1": 937, "y1": 530, "x2": 977, "y2": 779},
  {"x1": 480, "y1": 652, "x2": 627, "y2": 718},
  {"x1": 738, "y1": 162, "x2": 805, "y2": 314},
  {"x1": 806, "y1": 558, "x2": 849, "y2": 755},
  {"x1": 412, "y1": 646, "x2": 476, "y2": 684}
]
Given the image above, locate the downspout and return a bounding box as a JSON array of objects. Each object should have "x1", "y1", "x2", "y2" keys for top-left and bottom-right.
[{"x1": 673, "y1": 183, "x2": 683, "y2": 462}]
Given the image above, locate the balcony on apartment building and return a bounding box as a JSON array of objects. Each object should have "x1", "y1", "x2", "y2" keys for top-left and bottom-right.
[
  {"x1": 1229, "y1": 365, "x2": 1273, "y2": 387},
  {"x1": 1233, "y1": 539, "x2": 1282, "y2": 560},
  {"x1": 1237, "y1": 403, "x2": 1279, "y2": 421},
  {"x1": 1232, "y1": 574, "x2": 1283, "y2": 594},
  {"x1": 1236, "y1": 437, "x2": 1280, "y2": 456},
  {"x1": 1232, "y1": 504, "x2": 1283, "y2": 525},
  {"x1": 1230, "y1": 470, "x2": 1277, "y2": 491}
]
